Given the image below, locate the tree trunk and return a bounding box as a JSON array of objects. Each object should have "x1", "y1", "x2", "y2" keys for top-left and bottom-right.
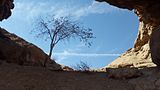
[
  {"x1": 49, "y1": 44, "x2": 54, "y2": 58},
  {"x1": 43, "y1": 43, "x2": 54, "y2": 67}
]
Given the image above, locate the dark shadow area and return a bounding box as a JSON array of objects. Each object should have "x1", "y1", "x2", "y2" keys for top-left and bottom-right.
[{"x1": 105, "y1": 67, "x2": 160, "y2": 79}]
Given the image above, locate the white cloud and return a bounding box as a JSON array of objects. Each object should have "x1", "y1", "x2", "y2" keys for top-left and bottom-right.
[
  {"x1": 13, "y1": 1, "x2": 56, "y2": 22},
  {"x1": 72, "y1": 1, "x2": 118, "y2": 19},
  {"x1": 12, "y1": 1, "x2": 118, "y2": 21}
]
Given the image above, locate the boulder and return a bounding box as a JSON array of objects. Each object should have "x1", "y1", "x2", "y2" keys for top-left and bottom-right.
[
  {"x1": 61, "y1": 65, "x2": 74, "y2": 71},
  {"x1": 106, "y1": 68, "x2": 143, "y2": 79}
]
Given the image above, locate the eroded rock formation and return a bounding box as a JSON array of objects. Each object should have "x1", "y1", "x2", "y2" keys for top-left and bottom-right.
[
  {"x1": 0, "y1": 0, "x2": 14, "y2": 21},
  {"x1": 96, "y1": 0, "x2": 160, "y2": 68}
]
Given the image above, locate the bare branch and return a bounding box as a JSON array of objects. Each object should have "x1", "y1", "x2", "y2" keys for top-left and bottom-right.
[
  {"x1": 72, "y1": 61, "x2": 91, "y2": 71},
  {"x1": 33, "y1": 16, "x2": 95, "y2": 61},
  {"x1": 39, "y1": 18, "x2": 52, "y2": 39}
]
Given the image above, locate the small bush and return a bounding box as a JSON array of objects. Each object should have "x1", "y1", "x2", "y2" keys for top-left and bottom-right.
[{"x1": 72, "y1": 61, "x2": 91, "y2": 71}]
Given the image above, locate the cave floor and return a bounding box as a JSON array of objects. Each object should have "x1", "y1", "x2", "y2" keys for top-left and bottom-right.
[{"x1": 0, "y1": 62, "x2": 159, "y2": 90}]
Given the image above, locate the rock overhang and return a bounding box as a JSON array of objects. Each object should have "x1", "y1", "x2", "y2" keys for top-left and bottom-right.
[
  {"x1": 0, "y1": 0, "x2": 14, "y2": 21},
  {"x1": 96, "y1": 0, "x2": 160, "y2": 67}
]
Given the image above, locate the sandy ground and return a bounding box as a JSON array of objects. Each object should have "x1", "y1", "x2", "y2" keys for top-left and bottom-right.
[{"x1": 0, "y1": 62, "x2": 135, "y2": 90}]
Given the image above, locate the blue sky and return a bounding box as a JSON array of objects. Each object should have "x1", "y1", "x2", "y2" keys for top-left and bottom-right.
[{"x1": 0, "y1": 0, "x2": 139, "y2": 69}]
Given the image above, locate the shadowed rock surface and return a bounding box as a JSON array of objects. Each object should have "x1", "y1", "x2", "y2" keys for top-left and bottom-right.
[
  {"x1": 0, "y1": 0, "x2": 14, "y2": 21},
  {"x1": 0, "y1": 62, "x2": 160, "y2": 90},
  {"x1": 0, "y1": 0, "x2": 160, "y2": 90},
  {"x1": 96, "y1": 0, "x2": 160, "y2": 68},
  {"x1": 0, "y1": 28, "x2": 62, "y2": 70}
]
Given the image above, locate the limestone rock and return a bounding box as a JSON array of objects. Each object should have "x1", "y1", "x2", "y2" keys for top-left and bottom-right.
[
  {"x1": 61, "y1": 65, "x2": 74, "y2": 71},
  {"x1": 0, "y1": 0, "x2": 14, "y2": 21},
  {"x1": 0, "y1": 28, "x2": 62, "y2": 70},
  {"x1": 106, "y1": 46, "x2": 156, "y2": 68},
  {"x1": 97, "y1": 0, "x2": 160, "y2": 68}
]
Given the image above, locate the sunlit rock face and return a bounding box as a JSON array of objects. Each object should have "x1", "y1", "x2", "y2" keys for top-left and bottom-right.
[
  {"x1": 96, "y1": 0, "x2": 160, "y2": 68},
  {"x1": 0, "y1": 0, "x2": 14, "y2": 21}
]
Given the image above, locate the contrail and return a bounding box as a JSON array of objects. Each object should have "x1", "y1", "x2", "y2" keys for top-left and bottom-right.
[{"x1": 53, "y1": 51, "x2": 121, "y2": 57}]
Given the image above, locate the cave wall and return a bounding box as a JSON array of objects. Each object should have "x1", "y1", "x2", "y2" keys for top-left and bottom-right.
[{"x1": 96, "y1": 0, "x2": 160, "y2": 67}]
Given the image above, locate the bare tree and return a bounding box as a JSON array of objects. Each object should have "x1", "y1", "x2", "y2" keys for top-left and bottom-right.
[{"x1": 33, "y1": 16, "x2": 94, "y2": 66}]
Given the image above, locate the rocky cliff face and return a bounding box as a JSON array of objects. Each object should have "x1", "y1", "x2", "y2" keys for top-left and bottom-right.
[
  {"x1": 96, "y1": 0, "x2": 160, "y2": 68},
  {"x1": 0, "y1": 0, "x2": 14, "y2": 21}
]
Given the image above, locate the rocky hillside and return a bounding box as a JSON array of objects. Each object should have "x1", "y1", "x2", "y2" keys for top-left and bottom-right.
[
  {"x1": 0, "y1": 0, "x2": 63, "y2": 70},
  {"x1": 0, "y1": 28, "x2": 62, "y2": 70},
  {"x1": 96, "y1": 0, "x2": 160, "y2": 68}
]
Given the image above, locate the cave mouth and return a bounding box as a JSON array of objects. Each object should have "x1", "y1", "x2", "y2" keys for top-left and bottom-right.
[
  {"x1": 51, "y1": 6, "x2": 140, "y2": 69},
  {"x1": 2, "y1": 0, "x2": 160, "y2": 68},
  {"x1": 0, "y1": 0, "x2": 141, "y2": 69}
]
